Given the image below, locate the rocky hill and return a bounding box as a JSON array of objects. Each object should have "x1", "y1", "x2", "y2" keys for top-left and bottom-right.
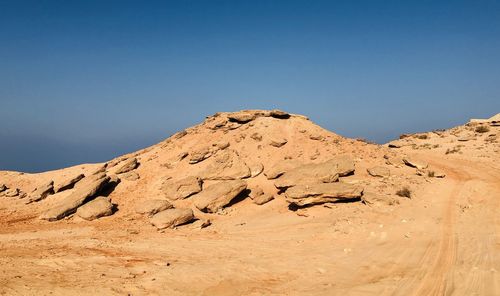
[
  {"x1": 0, "y1": 109, "x2": 436, "y2": 228},
  {"x1": 1, "y1": 110, "x2": 499, "y2": 295}
]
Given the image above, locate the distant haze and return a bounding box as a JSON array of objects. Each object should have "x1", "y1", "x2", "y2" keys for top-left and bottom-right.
[{"x1": 1, "y1": 1, "x2": 499, "y2": 172}]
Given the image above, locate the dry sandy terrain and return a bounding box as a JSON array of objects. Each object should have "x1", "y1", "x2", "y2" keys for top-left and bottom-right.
[{"x1": 0, "y1": 110, "x2": 498, "y2": 295}]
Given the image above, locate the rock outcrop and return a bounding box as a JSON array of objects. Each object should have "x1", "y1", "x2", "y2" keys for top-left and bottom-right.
[
  {"x1": 76, "y1": 196, "x2": 114, "y2": 221},
  {"x1": 269, "y1": 137, "x2": 287, "y2": 148},
  {"x1": 274, "y1": 157, "x2": 355, "y2": 189},
  {"x1": 40, "y1": 174, "x2": 110, "y2": 221},
  {"x1": 150, "y1": 208, "x2": 194, "y2": 229},
  {"x1": 285, "y1": 183, "x2": 363, "y2": 207},
  {"x1": 200, "y1": 150, "x2": 251, "y2": 180},
  {"x1": 193, "y1": 180, "x2": 247, "y2": 213},
  {"x1": 249, "y1": 163, "x2": 264, "y2": 177},
  {"x1": 55, "y1": 174, "x2": 85, "y2": 193},
  {"x1": 403, "y1": 158, "x2": 428, "y2": 170},
  {"x1": 189, "y1": 147, "x2": 212, "y2": 164},
  {"x1": 26, "y1": 181, "x2": 55, "y2": 204},
  {"x1": 135, "y1": 199, "x2": 173, "y2": 217},
  {"x1": 115, "y1": 158, "x2": 139, "y2": 174},
  {"x1": 367, "y1": 166, "x2": 390, "y2": 178},
  {"x1": 161, "y1": 176, "x2": 203, "y2": 200}
]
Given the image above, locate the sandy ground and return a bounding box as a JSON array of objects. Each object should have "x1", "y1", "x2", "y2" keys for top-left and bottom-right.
[{"x1": 0, "y1": 112, "x2": 499, "y2": 295}]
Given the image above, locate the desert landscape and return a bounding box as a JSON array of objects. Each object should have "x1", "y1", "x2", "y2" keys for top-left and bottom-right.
[{"x1": 0, "y1": 109, "x2": 498, "y2": 295}]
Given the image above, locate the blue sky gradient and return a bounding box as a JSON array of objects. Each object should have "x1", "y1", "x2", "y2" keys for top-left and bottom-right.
[{"x1": 1, "y1": 0, "x2": 499, "y2": 172}]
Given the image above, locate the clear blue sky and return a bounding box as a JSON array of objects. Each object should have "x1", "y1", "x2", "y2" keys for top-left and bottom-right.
[{"x1": 1, "y1": 0, "x2": 499, "y2": 172}]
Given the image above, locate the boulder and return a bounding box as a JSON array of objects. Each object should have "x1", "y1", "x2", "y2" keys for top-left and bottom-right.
[
  {"x1": 285, "y1": 183, "x2": 364, "y2": 207},
  {"x1": 269, "y1": 137, "x2": 287, "y2": 148},
  {"x1": 135, "y1": 199, "x2": 173, "y2": 216},
  {"x1": 403, "y1": 158, "x2": 428, "y2": 170},
  {"x1": 200, "y1": 150, "x2": 251, "y2": 180},
  {"x1": 161, "y1": 176, "x2": 202, "y2": 200},
  {"x1": 270, "y1": 109, "x2": 290, "y2": 119},
  {"x1": 189, "y1": 147, "x2": 212, "y2": 164},
  {"x1": 150, "y1": 208, "x2": 195, "y2": 229},
  {"x1": 227, "y1": 111, "x2": 257, "y2": 123},
  {"x1": 26, "y1": 181, "x2": 55, "y2": 204},
  {"x1": 0, "y1": 184, "x2": 7, "y2": 193},
  {"x1": 249, "y1": 163, "x2": 264, "y2": 177},
  {"x1": 40, "y1": 174, "x2": 110, "y2": 221},
  {"x1": 76, "y1": 196, "x2": 114, "y2": 221},
  {"x1": 273, "y1": 157, "x2": 354, "y2": 189},
  {"x1": 329, "y1": 155, "x2": 356, "y2": 176},
  {"x1": 274, "y1": 161, "x2": 340, "y2": 189},
  {"x1": 193, "y1": 180, "x2": 247, "y2": 213},
  {"x1": 254, "y1": 194, "x2": 274, "y2": 205},
  {"x1": 55, "y1": 174, "x2": 85, "y2": 192},
  {"x1": 115, "y1": 158, "x2": 139, "y2": 174},
  {"x1": 250, "y1": 187, "x2": 274, "y2": 205},
  {"x1": 384, "y1": 155, "x2": 405, "y2": 167},
  {"x1": 264, "y1": 160, "x2": 302, "y2": 179},
  {"x1": 367, "y1": 166, "x2": 390, "y2": 178}
]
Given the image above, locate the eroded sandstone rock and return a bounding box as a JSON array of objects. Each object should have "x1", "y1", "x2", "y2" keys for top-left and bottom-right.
[
  {"x1": 55, "y1": 174, "x2": 84, "y2": 193},
  {"x1": 200, "y1": 150, "x2": 250, "y2": 180},
  {"x1": 40, "y1": 174, "x2": 110, "y2": 221},
  {"x1": 403, "y1": 158, "x2": 428, "y2": 170},
  {"x1": 76, "y1": 196, "x2": 114, "y2": 221},
  {"x1": 193, "y1": 180, "x2": 247, "y2": 213},
  {"x1": 189, "y1": 147, "x2": 212, "y2": 164},
  {"x1": 367, "y1": 166, "x2": 390, "y2": 178},
  {"x1": 274, "y1": 157, "x2": 355, "y2": 189},
  {"x1": 228, "y1": 111, "x2": 257, "y2": 123},
  {"x1": 249, "y1": 163, "x2": 264, "y2": 177},
  {"x1": 26, "y1": 181, "x2": 55, "y2": 204},
  {"x1": 274, "y1": 161, "x2": 340, "y2": 189},
  {"x1": 150, "y1": 208, "x2": 194, "y2": 229},
  {"x1": 161, "y1": 176, "x2": 202, "y2": 200},
  {"x1": 270, "y1": 109, "x2": 290, "y2": 119},
  {"x1": 269, "y1": 137, "x2": 288, "y2": 148},
  {"x1": 250, "y1": 187, "x2": 274, "y2": 205},
  {"x1": 115, "y1": 158, "x2": 139, "y2": 174},
  {"x1": 285, "y1": 182, "x2": 363, "y2": 207},
  {"x1": 135, "y1": 199, "x2": 173, "y2": 217}
]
